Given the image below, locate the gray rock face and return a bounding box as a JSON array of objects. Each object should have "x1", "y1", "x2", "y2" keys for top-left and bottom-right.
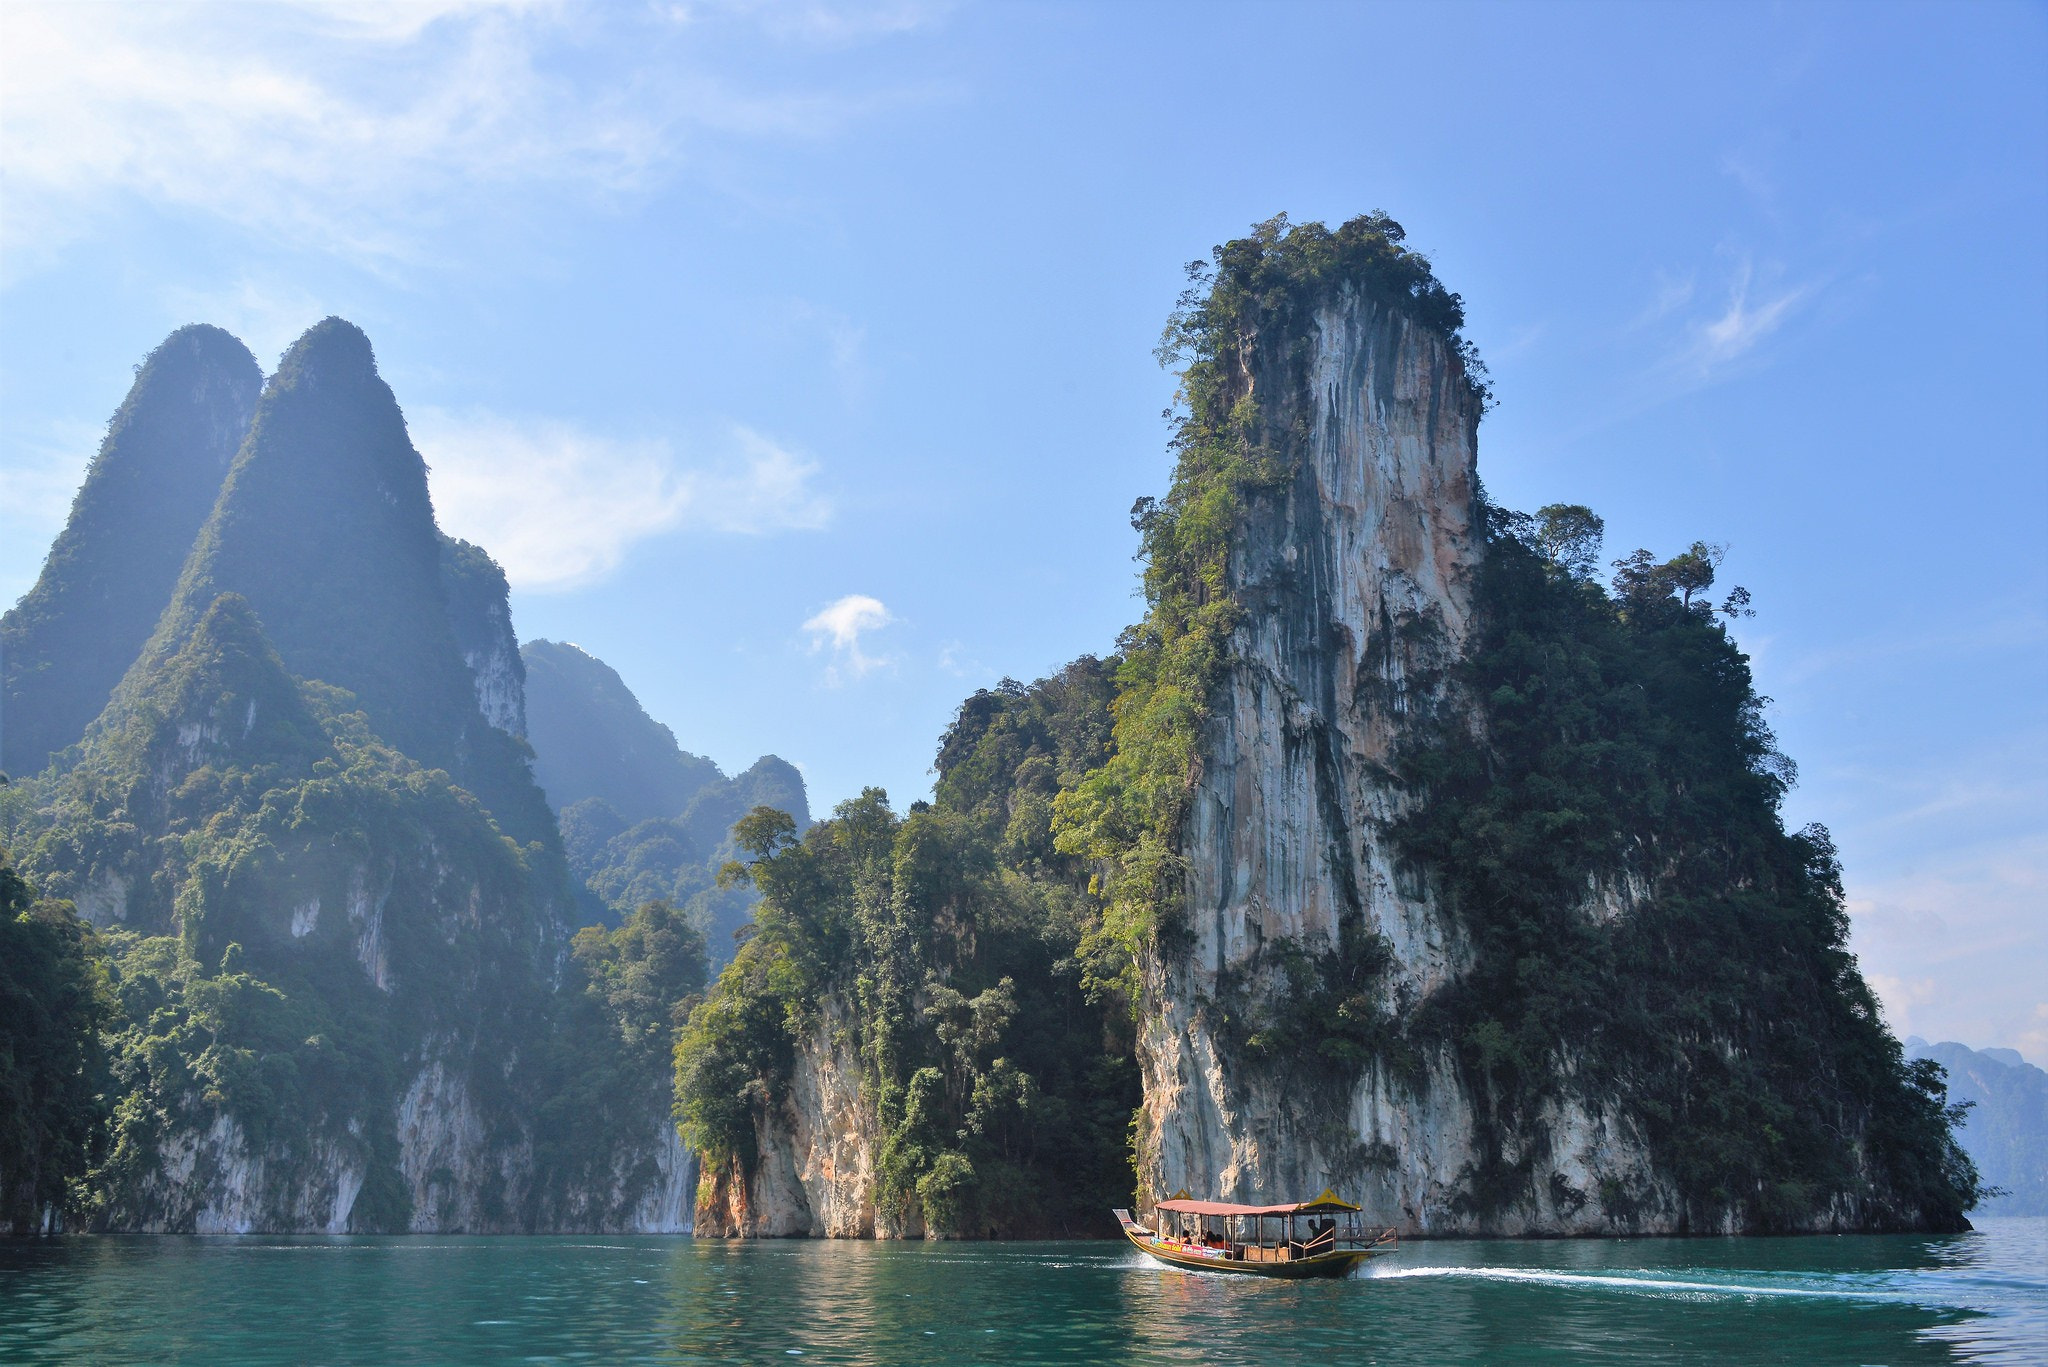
[
  {"x1": 696, "y1": 999, "x2": 908, "y2": 1238},
  {"x1": 1135, "y1": 290, "x2": 1671, "y2": 1234},
  {"x1": 440, "y1": 536, "x2": 527, "y2": 738}
]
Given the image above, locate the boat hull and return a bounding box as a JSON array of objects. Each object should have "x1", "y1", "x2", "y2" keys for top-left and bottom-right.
[{"x1": 1119, "y1": 1227, "x2": 1373, "y2": 1279}]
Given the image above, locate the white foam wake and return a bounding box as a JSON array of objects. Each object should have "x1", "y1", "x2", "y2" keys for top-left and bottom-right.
[{"x1": 1364, "y1": 1265, "x2": 1903, "y2": 1302}]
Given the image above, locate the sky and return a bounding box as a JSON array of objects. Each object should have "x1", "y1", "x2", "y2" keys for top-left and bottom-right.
[{"x1": 1, "y1": 0, "x2": 2043, "y2": 1058}]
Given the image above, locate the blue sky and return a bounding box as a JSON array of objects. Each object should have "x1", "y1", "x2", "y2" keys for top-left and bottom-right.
[{"x1": 2, "y1": 0, "x2": 2042, "y2": 1056}]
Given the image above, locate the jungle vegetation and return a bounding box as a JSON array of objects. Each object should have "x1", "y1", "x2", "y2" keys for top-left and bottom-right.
[
  {"x1": 0, "y1": 855, "x2": 113, "y2": 1234},
  {"x1": 674, "y1": 660, "x2": 1139, "y2": 1237},
  {"x1": 1391, "y1": 500, "x2": 1984, "y2": 1230}
]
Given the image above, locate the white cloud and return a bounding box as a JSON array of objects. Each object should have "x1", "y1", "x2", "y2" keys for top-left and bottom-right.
[
  {"x1": 1846, "y1": 830, "x2": 2048, "y2": 1055},
  {"x1": 0, "y1": 1, "x2": 933, "y2": 276},
  {"x1": 414, "y1": 411, "x2": 830, "y2": 590},
  {"x1": 802, "y1": 593, "x2": 895, "y2": 684},
  {"x1": 1685, "y1": 260, "x2": 1809, "y2": 375}
]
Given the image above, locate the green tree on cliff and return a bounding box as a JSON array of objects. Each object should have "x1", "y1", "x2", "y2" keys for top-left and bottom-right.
[{"x1": 0, "y1": 854, "x2": 114, "y2": 1233}]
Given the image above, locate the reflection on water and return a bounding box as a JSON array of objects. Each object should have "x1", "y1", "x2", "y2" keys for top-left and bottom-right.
[{"x1": 0, "y1": 1218, "x2": 2041, "y2": 1365}]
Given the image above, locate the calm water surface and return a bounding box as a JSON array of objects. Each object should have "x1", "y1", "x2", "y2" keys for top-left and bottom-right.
[{"x1": 2, "y1": 1217, "x2": 2042, "y2": 1365}]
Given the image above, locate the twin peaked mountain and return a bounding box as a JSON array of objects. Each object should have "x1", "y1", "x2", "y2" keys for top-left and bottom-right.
[{"x1": 1, "y1": 318, "x2": 796, "y2": 1232}]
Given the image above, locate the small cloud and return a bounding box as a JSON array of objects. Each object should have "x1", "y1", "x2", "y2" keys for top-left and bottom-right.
[
  {"x1": 1632, "y1": 271, "x2": 1696, "y2": 328},
  {"x1": 1718, "y1": 150, "x2": 1775, "y2": 207},
  {"x1": 414, "y1": 411, "x2": 830, "y2": 590},
  {"x1": 802, "y1": 593, "x2": 895, "y2": 684},
  {"x1": 1686, "y1": 260, "x2": 1809, "y2": 375},
  {"x1": 1865, "y1": 972, "x2": 1941, "y2": 1037},
  {"x1": 712, "y1": 427, "x2": 834, "y2": 534},
  {"x1": 936, "y1": 640, "x2": 981, "y2": 677}
]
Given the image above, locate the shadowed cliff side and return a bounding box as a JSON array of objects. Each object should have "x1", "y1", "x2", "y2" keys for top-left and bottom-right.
[{"x1": 2, "y1": 325, "x2": 261, "y2": 777}]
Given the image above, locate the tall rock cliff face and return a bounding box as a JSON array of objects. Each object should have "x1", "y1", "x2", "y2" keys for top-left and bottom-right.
[
  {"x1": 1118, "y1": 215, "x2": 1975, "y2": 1236},
  {"x1": 1131, "y1": 282, "x2": 1649, "y2": 1233},
  {"x1": 2, "y1": 325, "x2": 260, "y2": 777},
  {"x1": 693, "y1": 998, "x2": 901, "y2": 1239}
]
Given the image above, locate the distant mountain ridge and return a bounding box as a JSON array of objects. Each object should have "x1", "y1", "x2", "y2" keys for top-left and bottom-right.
[
  {"x1": 521, "y1": 639, "x2": 809, "y2": 959},
  {"x1": 1907, "y1": 1038, "x2": 2048, "y2": 1215},
  {"x1": 521, "y1": 640, "x2": 724, "y2": 823}
]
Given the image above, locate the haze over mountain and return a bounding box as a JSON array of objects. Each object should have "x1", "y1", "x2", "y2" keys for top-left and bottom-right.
[
  {"x1": 522, "y1": 638, "x2": 809, "y2": 958},
  {"x1": 1908, "y1": 1039, "x2": 2048, "y2": 1217},
  {"x1": 1, "y1": 325, "x2": 260, "y2": 778}
]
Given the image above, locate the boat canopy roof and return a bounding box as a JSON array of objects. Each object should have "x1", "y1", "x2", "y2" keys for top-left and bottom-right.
[{"x1": 1154, "y1": 1188, "x2": 1360, "y2": 1217}]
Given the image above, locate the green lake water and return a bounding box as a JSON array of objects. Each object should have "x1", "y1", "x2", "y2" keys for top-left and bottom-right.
[{"x1": 2, "y1": 1217, "x2": 2042, "y2": 1365}]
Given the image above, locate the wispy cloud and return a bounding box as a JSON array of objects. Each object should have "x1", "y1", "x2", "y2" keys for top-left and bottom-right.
[
  {"x1": 1630, "y1": 271, "x2": 1696, "y2": 328},
  {"x1": 414, "y1": 411, "x2": 830, "y2": 590},
  {"x1": 1684, "y1": 260, "x2": 1810, "y2": 376},
  {"x1": 802, "y1": 593, "x2": 895, "y2": 684},
  {"x1": 1846, "y1": 829, "x2": 2048, "y2": 1055},
  {"x1": 673, "y1": 0, "x2": 953, "y2": 45},
  {"x1": 0, "y1": 1, "x2": 938, "y2": 277}
]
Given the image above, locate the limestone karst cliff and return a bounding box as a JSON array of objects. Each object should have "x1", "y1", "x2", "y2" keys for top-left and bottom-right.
[
  {"x1": 1084, "y1": 214, "x2": 1976, "y2": 1235},
  {"x1": 1, "y1": 320, "x2": 696, "y2": 1233},
  {"x1": 1127, "y1": 222, "x2": 1511, "y2": 1230}
]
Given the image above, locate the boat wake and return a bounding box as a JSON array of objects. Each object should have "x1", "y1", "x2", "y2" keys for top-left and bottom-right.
[{"x1": 1361, "y1": 1265, "x2": 1912, "y2": 1304}]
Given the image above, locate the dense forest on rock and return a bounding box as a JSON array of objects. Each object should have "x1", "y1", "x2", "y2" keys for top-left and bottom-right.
[
  {"x1": 1388, "y1": 503, "x2": 1980, "y2": 1230},
  {"x1": 676, "y1": 660, "x2": 1138, "y2": 1237},
  {"x1": 1047, "y1": 212, "x2": 1978, "y2": 1233}
]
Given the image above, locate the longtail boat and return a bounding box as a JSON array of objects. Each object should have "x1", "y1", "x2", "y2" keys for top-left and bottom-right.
[{"x1": 1113, "y1": 1189, "x2": 1398, "y2": 1279}]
